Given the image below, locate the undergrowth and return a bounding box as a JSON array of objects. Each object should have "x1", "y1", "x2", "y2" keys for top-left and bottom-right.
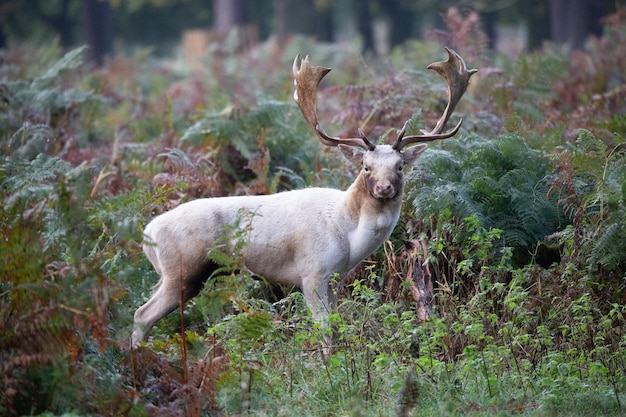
[{"x1": 1, "y1": 7, "x2": 626, "y2": 417}]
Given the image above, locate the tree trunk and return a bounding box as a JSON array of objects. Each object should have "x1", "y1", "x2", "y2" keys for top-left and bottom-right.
[
  {"x1": 214, "y1": 0, "x2": 248, "y2": 34},
  {"x1": 525, "y1": 0, "x2": 550, "y2": 50},
  {"x1": 382, "y1": 0, "x2": 415, "y2": 47},
  {"x1": 549, "y1": 0, "x2": 587, "y2": 48},
  {"x1": 273, "y1": 0, "x2": 289, "y2": 41},
  {"x1": 83, "y1": 0, "x2": 113, "y2": 67},
  {"x1": 48, "y1": 0, "x2": 75, "y2": 48},
  {"x1": 355, "y1": 2, "x2": 374, "y2": 52},
  {"x1": 332, "y1": 0, "x2": 357, "y2": 42}
]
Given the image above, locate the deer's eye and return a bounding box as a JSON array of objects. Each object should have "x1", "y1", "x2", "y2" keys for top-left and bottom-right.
[
  {"x1": 397, "y1": 164, "x2": 404, "y2": 172},
  {"x1": 363, "y1": 166, "x2": 370, "y2": 172}
]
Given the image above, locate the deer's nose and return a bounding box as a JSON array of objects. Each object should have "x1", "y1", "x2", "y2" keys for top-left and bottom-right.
[{"x1": 375, "y1": 182, "x2": 394, "y2": 198}]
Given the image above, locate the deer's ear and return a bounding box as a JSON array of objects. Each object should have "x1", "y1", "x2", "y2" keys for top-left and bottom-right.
[
  {"x1": 402, "y1": 144, "x2": 427, "y2": 165},
  {"x1": 339, "y1": 144, "x2": 365, "y2": 165}
]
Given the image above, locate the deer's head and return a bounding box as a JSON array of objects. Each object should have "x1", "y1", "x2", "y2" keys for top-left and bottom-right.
[{"x1": 293, "y1": 49, "x2": 477, "y2": 201}]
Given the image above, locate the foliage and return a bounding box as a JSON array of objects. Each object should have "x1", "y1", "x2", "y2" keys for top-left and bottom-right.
[
  {"x1": 1, "y1": 45, "x2": 106, "y2": 159},
  {"x1": 508, "y1": 47, "x2": 568, "y2": 124},
  {"x1": 180, "y1": 97, "x2": 317, "y2": 192},
  {"x1": 0, "y1": 153, "x2": 144, "y2": 416},
  {"x1": 406, "y1": 134, "x2": 567, "y2": 267},
  {"x1": 1, "y1": 8, "x2": 626, "y2": 417},
  {"x1": 549, "y1": 129, "x2": 626, "y2": 274}
]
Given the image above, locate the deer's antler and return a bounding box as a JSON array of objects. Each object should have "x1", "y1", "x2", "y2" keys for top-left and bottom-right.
[
  {"x1": 293, "y1": 54, "x2": 375, "y2": 151},
  {"x1": 392, "y1": 48, "x2": 478, "y2": 150}
]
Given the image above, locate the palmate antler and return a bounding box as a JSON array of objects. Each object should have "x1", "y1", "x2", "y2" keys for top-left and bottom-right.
[
  {"x1": 293, "y1": 54, "x2": 375, "y2": 151},
  {"x1": 293, "y1": 48, "x2": 477, "y2": 152},
  {"x1": 392, "y1": 48, "x2": 478, "y2": 150}
]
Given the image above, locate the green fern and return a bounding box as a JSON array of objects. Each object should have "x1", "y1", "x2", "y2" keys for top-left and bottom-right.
[
  {"x1": 510, "y1": 48, "x2": 567, "y2": 123},
  {"x1": 407, "y1": 134, "x2": 566, "y2": 266},
  {"x1": 566, "y1": 130, "x2": 626, "y2": 272},
  {"x1": 1, "y1": 152, "x2": 118, "y2": 415},
  {"x1": 587, "y1": 223, "x2": 626, "y2": 271},
  {"x1": 181, "y1": 97, "x2": 316, "y2": 188},
  {"x1": 2, "y1": 154, "x2": 72, "y2": 209},
  {"x1": 1, "y1": 46, "x2": 104, "y2": 158},
  {"x1": 37, "y1": 45, "x2": 87, "y2": 82},
  {"x1": 398, "y1": 109, "x2": 425, "y2": 137}
]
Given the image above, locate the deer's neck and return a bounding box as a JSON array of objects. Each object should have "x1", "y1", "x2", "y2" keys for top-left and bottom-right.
[
  {"x1": 340, "y1": 174, "x2": 403, "y2": 264},
  {"x1": 345, "y1": 173, "x2": 403, "y2": 218}
]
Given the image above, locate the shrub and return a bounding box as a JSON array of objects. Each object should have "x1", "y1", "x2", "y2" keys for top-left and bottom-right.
[{"x1": 406, "y1": 133, "x2": 567, "y2": 267}]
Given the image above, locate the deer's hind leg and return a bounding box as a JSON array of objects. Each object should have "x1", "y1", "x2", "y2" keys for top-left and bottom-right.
[{"x1": 131, "y1": 260, "x2": 217, "y2": 346}]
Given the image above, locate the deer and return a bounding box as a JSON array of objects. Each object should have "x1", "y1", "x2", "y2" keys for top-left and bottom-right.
[{"x1": 131, "y1": 48, "x2": 477, "y2": 352}]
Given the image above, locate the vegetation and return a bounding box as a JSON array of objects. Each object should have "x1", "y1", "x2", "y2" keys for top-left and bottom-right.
[{"x1": 1, "y1": 8, "x2": 626, "y2": 417}]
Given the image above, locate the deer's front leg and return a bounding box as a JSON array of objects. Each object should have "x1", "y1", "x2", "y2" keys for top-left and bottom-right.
[{"x1": 301, "y1": 275, "x2": 338, "y2": 356}]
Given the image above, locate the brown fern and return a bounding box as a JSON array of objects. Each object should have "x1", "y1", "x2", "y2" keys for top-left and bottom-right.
[
  {"x1": 551, "y1": 8, "x2": 626, "y2": 135},
  {"x1": 126, "y1": 337, "x2": 228, "y2": 416},
  {"x1": 427, "y1": 7, "x2": 490, "y2": 68},
  {"x1": 0, "y1": 300, "x2": 78, "y2": 416}
]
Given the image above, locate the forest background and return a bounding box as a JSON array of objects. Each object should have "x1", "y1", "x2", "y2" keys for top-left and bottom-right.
[
  {"x1": 2, "y1": 1, "x2": 626, "y2": 416},
  {"x1": 2, "y1": 0, "x2": 624, "y2": 65}
]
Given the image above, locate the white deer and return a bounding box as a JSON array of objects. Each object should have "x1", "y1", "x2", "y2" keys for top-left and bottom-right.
[{"x1": 132, "y1": 48, "x2": 476, "y2": 351}]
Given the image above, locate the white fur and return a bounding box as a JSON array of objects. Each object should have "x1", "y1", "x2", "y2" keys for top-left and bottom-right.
[{"x1": 131, "y1": 144, "x2": 426, "y2": 349}]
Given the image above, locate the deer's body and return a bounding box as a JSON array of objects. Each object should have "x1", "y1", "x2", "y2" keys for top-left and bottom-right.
[
  {"x1": 143, "y1": 184, "x2": 396, "y2": 291},
  {"x1": 133, "y1": 146, "x2": 420, "y2": 345},
  {"x1": 132, "y1": 49, "x2": 476, "y2": 350}
]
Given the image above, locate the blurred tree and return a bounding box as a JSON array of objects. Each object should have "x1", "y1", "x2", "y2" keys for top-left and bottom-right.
[
  {"x1": 273, "y1": 0, "x2": 288, "y2": 40},
  {"x1": 549, "y1": 0, "x2": 586, "y2": 48},
  {"x1": 332, "y1": 0, "x2": 357, "y2": 42},
  {"x1": 43, "y1": 0, "x2": 76, "y2": 47},
  {"x1": 548, "y1": 0, "x2": 609, "y2": 49},
  {"x1": 268, "y1": 0, "x2": 332, "y2": 42},
  {"x1": 113, "y1": 0, "x2": 212, "y2": 54},
  {"x1": 523, "y1": 0, "x2": 550, "y2": 50},
  {"x1": 523, "y1": 0, "x2": 623, "y2": 50},
  {"x1": 0, "y1": 1, "x2": 10, "y2": 48},
  {"x1": 379, "y1": 0, "x2": 416, "y2": 47},
  {"x1": 214, "y1": 0, "x2": 248, "y2": 34},
  {"x1": 0, "y1": 0, "x2": 80, "y2": 48},
  {"x1": 83, "y1": 0, "x2": 113, "y2": 66},
  {"x1": 425, "y1": 0, "x2": 622, "y2": 51},
  {"x1": 354, "y1": 1, "x2": 374, "y2": 51},
  {"x1": 3, "y1": 0, "x2": 623, "y2": 59}
]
